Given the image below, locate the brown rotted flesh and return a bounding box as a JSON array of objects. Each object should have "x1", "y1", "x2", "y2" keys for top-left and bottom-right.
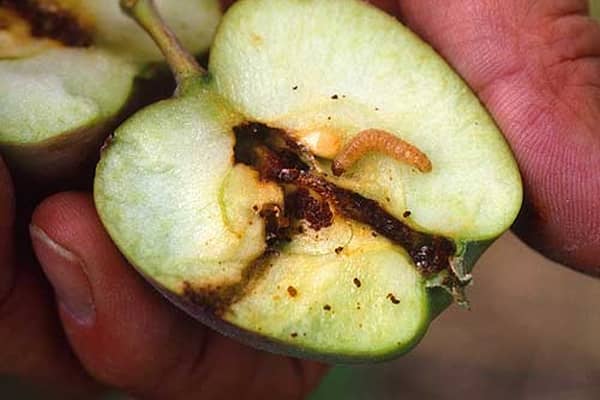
[
  {"x1": 233, "y1": 123, "x2": 456, "y2": 276},
  {"x1": 1, "y1": 0, "x2": 92, "y2": 46}
]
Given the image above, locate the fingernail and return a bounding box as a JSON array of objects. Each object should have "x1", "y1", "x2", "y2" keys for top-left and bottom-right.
[{"x1": 30, "y1": 225, "x2": 95, "y2": 325}]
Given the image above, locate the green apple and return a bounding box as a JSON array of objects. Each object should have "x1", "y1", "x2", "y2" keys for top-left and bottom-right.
[
  {"x1": 95, "y1": 0, "x2": 522, "y2": 362},
  {"x1": 0, "y1": 0, "x2": 221, "y2": 181}
]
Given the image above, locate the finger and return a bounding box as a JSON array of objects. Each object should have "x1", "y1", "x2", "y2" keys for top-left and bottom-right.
[
  {"x1": 31, "y1": 192, "x2": 327, "y2": 400},
  {"x1": 397, "y1": 0, "x2": 600, "y2": 274},
  {"x1": 0, "y1": 158, "x2": 99, "y2": 397}
]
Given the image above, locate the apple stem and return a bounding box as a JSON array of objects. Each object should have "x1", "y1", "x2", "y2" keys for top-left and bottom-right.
[{"x1": 120, "y1": 0, "x2": 204, "y2": 88}]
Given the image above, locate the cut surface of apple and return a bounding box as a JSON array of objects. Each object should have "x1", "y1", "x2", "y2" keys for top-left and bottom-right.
[
  {"x1": 0, "y1": 0, "x2": 221, "y2": 180},
  {"x1": 95, "y1": 0, "x2": 522, "y2": 362},
  {"x1": 0, "y1": 48, "x2": 135, "y2": 143}
]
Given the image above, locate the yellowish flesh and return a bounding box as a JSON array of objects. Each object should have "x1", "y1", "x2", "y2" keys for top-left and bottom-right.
[{"x1": 226, "y1": 221, "x2": 429, "y2": 358}]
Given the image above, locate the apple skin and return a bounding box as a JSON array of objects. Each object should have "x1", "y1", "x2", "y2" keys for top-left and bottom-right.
[
  {"x1": 146, "y1": 269, "x2": 430, "y2": 363},
  {"x1": 1, "y1": 118, "x2": 116, "y2": 183}
]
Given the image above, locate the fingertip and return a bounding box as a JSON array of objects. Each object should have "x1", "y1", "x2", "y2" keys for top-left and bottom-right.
[
  {"x1": 32, "y1": 192, "x2": 97, "y2": 241},
  {"x1": 31, "y1": 192, "x2": 203, "y2": 393}
]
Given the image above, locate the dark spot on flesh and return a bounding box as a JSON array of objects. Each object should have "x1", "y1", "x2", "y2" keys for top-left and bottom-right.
[
  {"x1": 331, "y1": 94, "x2": 339, "y2": 100},
  {"x1": 233, "y1": 122, "x2": 456, "y2": 277},
  {"x1": 234, "y1": 123, "x2": 309, "y2": 180},
  {"x1": 387, "y1": 293, "x2": 400, "y2": 304},
  {"x1": 353, "y1": 278, "x2": 361, "y2": 288},
  {"x1": 375, "y1": 107, "x2": 380, "y2": 111},
  {"x1": 286, "y1": 172, "x2": 455, "y2": 275},
  {"x1": 291, "y1": 332, "x2": 298, "y2": 338},
  {"x1": 180, "y1": 249, "x2": 277, "y2": 316},
  {"x1": 403, "y1": 210, "x2": 412, "y2": 218},
  {"x1": 259, "y1": 204, "x2": 290, "y2": 246},
  {"x1": 287, "y1": 286, "x2": 298, "y2": 297},
  {"x1": 1, "y1": 0, "x2": 92, "y2": 46},
  {"x1": 292, "y1": 85, "x2": 298, "y2": 90},
  {"x1": 327, "y1": 116, "x2": 332, "y2": 120},
  {"x1": 286, "y1": 188, "x2": 333, "y2": 231},
  {"x1": 252, "y1": 205, "x2": 259, "y2": 212},
  {"x1": 235, "y1": 123, "x2": 333, "y2": 232},
  {"x1": 335, "y1": 246, "x2": 344, "y2": 254},
  {"x1": 371, "y1": 231, "x2": 378, "y2": 237},
  {"x1": 323, "y1": 304, "x2": 331, "y2": 311}
]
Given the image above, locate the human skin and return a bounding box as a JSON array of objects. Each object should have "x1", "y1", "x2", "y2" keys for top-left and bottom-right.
[{"x1": 0, "y1": 0, "x2": 598, "y2": 398}]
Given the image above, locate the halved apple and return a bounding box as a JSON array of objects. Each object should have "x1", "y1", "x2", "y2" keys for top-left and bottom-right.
[
  {"x1": 0, "y1": 0, "x2": 221, "y2": 181},
  {"x1": 95, "y1": 0, "x2": 522, "y2": 362}
]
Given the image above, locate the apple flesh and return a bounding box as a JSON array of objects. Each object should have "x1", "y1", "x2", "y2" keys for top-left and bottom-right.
[
  {"x1": 95, "y1": 0, "x2": 522, "y2": 362},
  {"x1": 0, "y1": 0, "x2": 221, "y2": 181}
]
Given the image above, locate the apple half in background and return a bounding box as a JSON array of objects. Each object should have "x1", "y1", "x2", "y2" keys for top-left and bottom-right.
[
  {"x1": 95, "y1": 0, "x2": 523, "y2": 362},
  {"x1": 0, "y1": 0, "x2": 221, "y2": 182}
]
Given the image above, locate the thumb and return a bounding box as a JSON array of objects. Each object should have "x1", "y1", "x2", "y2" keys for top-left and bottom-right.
[
  {"x1": 0, "y1": 158, "x2": 99, "y2": 397},
  {"x1": 31, "y1": 192, "x2": 326, "y2": 399},
  {"x1": 397, "y1": 0, "x2": 600, "y2": 274}
]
